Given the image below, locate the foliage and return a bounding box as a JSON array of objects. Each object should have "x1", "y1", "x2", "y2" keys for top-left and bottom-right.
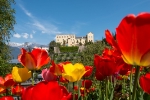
[
  {"x1": 49, "y1": 40, "x2": 60, "y2": 48},
  {"x1": 0, "y1": 0, "x2": 16, "y2": 76},
  {"x1": 48, "y1": 40, "x2": 60, "y2": 59},
  {"x1": 74, "y1": 41, "x2": 109, "y2": 66},
  {"x1": 84, "y1": 40, "x2": 93, "y2": 46},
  {"x1": 60, "y1": 46, "x2": 78, "y2": 53}
]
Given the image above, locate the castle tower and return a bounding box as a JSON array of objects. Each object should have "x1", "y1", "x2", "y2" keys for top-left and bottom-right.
[{"x1": 87, "y1": 32, "x2": 94, "y2": 42}]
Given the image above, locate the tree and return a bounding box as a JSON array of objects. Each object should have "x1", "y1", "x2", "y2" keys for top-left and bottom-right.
[
  {"x1": 0, "y1": 0, "x2": 16, "y2": 76},
  {"x1": 73, "y1": 41, "x2": 109, "y2": 66},
  {"x1": 84, "y1": 40, "x2": 93, "y2": 46},
  {"x1": 48, "y1": 40, "x2": 61, "y2": 60}
]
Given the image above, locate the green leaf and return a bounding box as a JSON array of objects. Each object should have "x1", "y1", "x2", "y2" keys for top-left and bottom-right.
[{"x1": 143, "y1": 93, "x2": 150, "y2": 100}]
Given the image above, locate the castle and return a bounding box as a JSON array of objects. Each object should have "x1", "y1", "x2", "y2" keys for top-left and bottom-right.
[{"x1": 55, "y1": 32, "x2": 94, "y2": 46}]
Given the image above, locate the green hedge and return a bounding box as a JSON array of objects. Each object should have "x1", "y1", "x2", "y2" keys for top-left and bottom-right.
[{"x1": 60, "y1": 46, "x2": 78, "y2": 52}]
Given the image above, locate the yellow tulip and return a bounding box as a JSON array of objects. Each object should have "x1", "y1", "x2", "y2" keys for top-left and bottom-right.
[
  {"x1": 62, "y1": 63, "x2": 86, "y2": 82},
  {"x1": 12, "y1": 66, "x2": 31, "y2": 83}
]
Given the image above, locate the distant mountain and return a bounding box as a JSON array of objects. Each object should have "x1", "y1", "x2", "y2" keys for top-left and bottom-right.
[
  {"x1": 9, "y1": 46, "x2": 21, "y2": 59},
  {"x1": 8, "y1": 42, "x2": 48, "y2": 48},
  {"x1": 8, "y1": 42, "x2": 49, "y2": 59}
]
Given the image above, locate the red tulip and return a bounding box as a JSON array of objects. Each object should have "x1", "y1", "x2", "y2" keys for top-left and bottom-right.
[
  {"x1": 119, "y1": 63, "x2": 131, "y2": 75},
  {"x1": 83, "y1": 66, "x2": 93, "y2": 77},
  {"x1": 89, "y1": 87, "x2": 95, "y2": 92},
  {"x1": 60, "y1": 85, "x2": 71, "y2": 99},
  {"x1": 18, "y1": 48, "x2": 50, "y2": 70},
  {"x1": 11, "y1": 84, "x2": 25, "y2": 96},
  {"x1": 116, "y1": 12, "x2": 150, "y2": 66},
  {"x1": 0, "y1": 96, "x2": 14, "y2": 100},
  {"x1": 21, "y1": 86, "x2": 34, "y2": 100},
  {"x1": 59, "y1": 76, "x2": 69, "y2": 83},
  {"x1": 105, "y1": 30, "x2": 120, "y2": 53},
  {"x1": 21, "y1": 81, "x2": 70, "y2": 100},
  {"x1": 4, "y1": 74, "x2": 16, "y2": 88},
  {"x1": 139, "y1": 73, "x2": 150, "y2": 94},
  {"x1": 73, "y1": 86, "x2": 78, "y2": 91},
  {"x1": 80, "y1": 87, "x2": 85, "y2": 96},
  {"x1": 95, "y1": 70, "x2": 106, "y2": 81},
  {"x1": 94, "y1": 54, "x2": 122, "y2": 80},
  {"x1": 82, "y1": 80, "x2": 92, "y2": 89}
]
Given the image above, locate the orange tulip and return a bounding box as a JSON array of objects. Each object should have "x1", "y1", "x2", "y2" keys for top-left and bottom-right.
[
  {"x1": 0, "y1": 77, "x2": 5, "y2": 94},
  {"x1": 50, "y1": 60, "x2": 64, "y2": 76},
  {"x1": 0, "y1": 74, "x2": 16, "y2": 94},
  {"x1": 11, "y1": 84, "x2": 25, "y2": 96},
  {"x1": 18, "y1": 48, "x2": 50, "y2": 70},
  {"x1": 4, "y1": 74, "x2": 16, "y2": 88},
  {"x1": 116, "y1": 12, "x2": 150, "y2": 66}
]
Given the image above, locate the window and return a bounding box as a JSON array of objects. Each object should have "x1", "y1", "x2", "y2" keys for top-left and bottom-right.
[{"x1": 57, "y1": 39, "x2": 59, "y2": 41}]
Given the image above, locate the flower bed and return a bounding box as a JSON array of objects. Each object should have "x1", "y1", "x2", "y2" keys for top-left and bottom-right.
[{"x1": 1, "y1": 12, "x2": 150, "y2": 100}]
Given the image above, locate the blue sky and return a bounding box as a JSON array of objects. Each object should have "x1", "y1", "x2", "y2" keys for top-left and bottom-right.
[{"x1": 11, "y1": 0, "x2": 150, "y2": 45}]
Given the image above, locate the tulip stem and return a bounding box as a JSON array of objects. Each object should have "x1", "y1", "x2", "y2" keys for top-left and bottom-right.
[
  {"x1": 132, "y1": 66, "x2": 140, "y2": 100},
  {"x1": 73, "y1": 82, "x2": 75, "y2": 100},
  {"x1": 105, "y1": 78, "x2": 108, "y2": 100},
  {"x1": 99, "y1": 81, "x2": 101, "y2": 99},
  {"x1": 31, "y1": 70, "x2": 35, "y2": 86},
  {"x1": 129, "y1": 67, "x2": 133, "y2": 100},
  {"x1": 77, "y1": 81, "x2": 81, "y2": 100}
]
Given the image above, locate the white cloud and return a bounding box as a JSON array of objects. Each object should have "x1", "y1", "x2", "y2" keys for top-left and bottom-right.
[
  {"x1": 13, "y1": 32, "x2": 33, "y2": 39},
  {"x1": 13, "y1": 33, "x2": 21, "y2": 38},
  {"x1": 30, "y1": 34, "x2": 33, "y2": 38},
  {"x1": 19, "y1": 5, "x2": 62, "y2": 35},
  {"x1": 32, "y1": 21, "x2": 61, "y2": 34},
  {"x1": 19, "y1": 5, "x2": 33, "y2": 18},
  {"x1": 22, "y1": 33, "x2": 29, "y2": 39},
  {"x1": 32, "y1": 30, "x2": 36, "y2": 34}
]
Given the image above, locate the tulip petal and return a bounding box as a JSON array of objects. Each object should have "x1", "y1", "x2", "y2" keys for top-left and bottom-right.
[
  {"x1": 0, "y1": 96, "x2": 14, "y2": 100},
  {"x1": 0, "y1": 77, "x2": 4, "y2": 86},
  {"x1": 4, "y1": 74, "x2": 16, "y2": 88},
  {"x1": 105, "y1": 30, "x2": 119, "y2": 50},
  {"x1": 62, "y1": 73, "x2": 75, "y2": 82},
  {"x1": 50, "y1": 60, "x2": 63, "y2": 75},
  {"x1": 41, "y1": 69, "x2": 57, "y2": 81},
  {"x1": 140, "y1": 73, "x2": 150, "y2": 94},
  {"x1": 84, "y1": 66, "x2": 93, "y2": 77},
  {"x1": 63, "y1": 63, "x2": 75, "y2": 74},
  {"x1": 12, "y1": 67, "x2": 31, "y2": 83},
  {"x1": 116, "y1": 13, "x2": 150, "y2": 66},
  {"x1": 31, "y1": 81, "x2": 62, "y2": 100},
  {"x1": 18, "y1": 48, "x2": 36, "y2": 70},
  {"x1": 21, "y1": 86, "x2": 34, "y2": 100},
  {"x1": 32, "y1": 48, "x2": 50, "y2": 69}
]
